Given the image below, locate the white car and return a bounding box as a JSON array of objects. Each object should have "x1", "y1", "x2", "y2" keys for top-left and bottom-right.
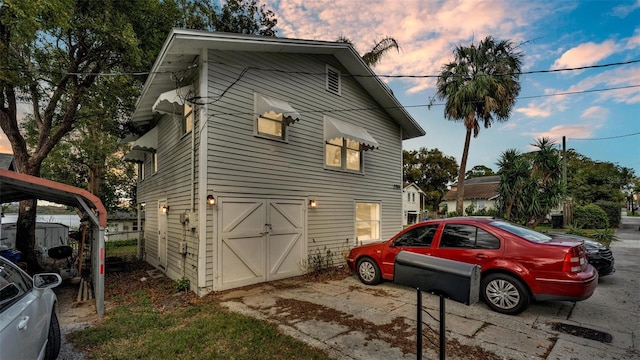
[{"x1": 0, "y1": 255, "x2": 62, "y2": 360}]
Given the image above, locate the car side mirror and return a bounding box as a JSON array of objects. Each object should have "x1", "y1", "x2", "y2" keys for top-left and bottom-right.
[{"x1": 33, "y1": 273, "x2": 63, "y2": 290}]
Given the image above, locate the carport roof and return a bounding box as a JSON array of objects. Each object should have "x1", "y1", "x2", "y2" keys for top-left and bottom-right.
[{"x1": 0, "y1": 169, "x2": 107, "y2": 228}]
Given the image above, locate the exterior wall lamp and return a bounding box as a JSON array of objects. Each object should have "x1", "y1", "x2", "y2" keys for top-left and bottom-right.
[
  {"x1": 161, "y1": 205, "x2": 169, "y2": 214},
  {"x1": 308, "y1": 199, "x2": 318, "y2": 209},
  {"x1": 207, "y1": 194, "x2": 216, "y2": 206}
]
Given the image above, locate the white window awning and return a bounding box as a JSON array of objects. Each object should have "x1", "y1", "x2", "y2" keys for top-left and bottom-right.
[
  {"x1": 324, "y1": 117, "x2": 379, "y2": 150},
  {"x1": 123, "y1": 149, "x2": 146, "y2": 163},
  {"x1": 152, "y1": 86, "x2": 193, "y2": 115},
  {"x1": 256, "y1": 94, "x2": 301, "y2": 125},
  {"x1": 131, "y1": 127, "x2": 158, "y2": 152}
]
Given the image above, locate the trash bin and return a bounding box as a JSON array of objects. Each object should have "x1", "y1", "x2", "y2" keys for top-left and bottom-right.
[
  {"x1": 0, "y1": 249, "x2": 22, "y2": 264},
  {"x1": 551, "y1": 214, "x2": 563, "y2": 229}
]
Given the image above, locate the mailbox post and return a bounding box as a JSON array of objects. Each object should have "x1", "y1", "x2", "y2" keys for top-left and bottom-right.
[{"x1": 394, "y1": 251, "x2": 481, "y2": 360}]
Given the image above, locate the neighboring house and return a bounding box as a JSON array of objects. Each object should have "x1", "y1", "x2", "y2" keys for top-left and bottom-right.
[
  {"x1": 106, "y1": 211, "x2": 144, "y2": 241},
  {"x1": 122, "y1": 29, "x2": 425, "y2": 295},
  {"x1": 402, "y1": 182, "x2": 426, "y2": 225},
  {"x1": 442, "y1": 176, "x2": 500, "y2": 215},
  {"x1": 0, "y1": 153, "x2": 15, "y2": 171}
]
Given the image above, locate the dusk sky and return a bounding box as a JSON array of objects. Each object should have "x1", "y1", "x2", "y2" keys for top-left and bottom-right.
[
  {"x1": 270, "y1": 0, "x2": 640, "y2": 175},
  {"x1": 2, "y1": 0, "x2": 638, "y2": 175}
]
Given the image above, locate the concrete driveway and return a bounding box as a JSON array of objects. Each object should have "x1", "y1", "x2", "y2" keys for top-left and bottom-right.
[{"x1": 221, "y1": 215, "x2": 640, "y2": 360}]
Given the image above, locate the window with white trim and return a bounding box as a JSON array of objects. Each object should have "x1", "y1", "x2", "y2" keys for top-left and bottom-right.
[
  {"x1": 325, "y1": 137, "x2": 362, "y2": 172},
  {"x1": 257, "y1": 112, "x2": 285, "y2": 139},
  {"x1": 139, "y1": 162, "x2": 145, "y2": 181},
  {"x1": 355, "y1": 202, "x2": 380, "y2": 243}
]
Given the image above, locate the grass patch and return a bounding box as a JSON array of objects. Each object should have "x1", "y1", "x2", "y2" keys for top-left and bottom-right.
[
  {"x1": 66, "y1": 265, "x2": 334, "y2": 360},
  {"x1": 105, "y1": 239, "x2": 138, "y2": 259}
]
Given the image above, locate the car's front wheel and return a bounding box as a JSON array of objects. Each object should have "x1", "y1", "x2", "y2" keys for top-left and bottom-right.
[
  {"x1": 481, "y1": 273, "x2": 529, "y2": 315},
  {"x1": 44, "y1": 310, "x2": 61, "y2": 360},
  {"x1": 356, "y1": 257, "x2": 382, "y2": 285}
]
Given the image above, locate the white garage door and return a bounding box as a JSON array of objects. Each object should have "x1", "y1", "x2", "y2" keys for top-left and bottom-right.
[{"x1": 219, "y1": 197, "x2": 306, "y2": 290}]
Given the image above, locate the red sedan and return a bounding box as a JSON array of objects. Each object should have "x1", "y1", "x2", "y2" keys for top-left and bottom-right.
[{"x1": 346, "y1": 217, "x2": 598, "y2": 315}]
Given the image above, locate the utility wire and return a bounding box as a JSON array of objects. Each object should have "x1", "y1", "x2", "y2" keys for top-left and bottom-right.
[
  {"x1": 568, "y1": 132, "x2": 640, "y2": 141},
  {"x1": 0, "y1": 58, "x2": 638, "y2": 78}
]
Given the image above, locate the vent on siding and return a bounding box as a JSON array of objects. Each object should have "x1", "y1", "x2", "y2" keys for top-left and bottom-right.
[{"x1": 326, "y1": 65, "x2": 341, "y2": 95}]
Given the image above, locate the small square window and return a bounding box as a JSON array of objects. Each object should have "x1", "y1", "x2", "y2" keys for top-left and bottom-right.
[
  {"x1": 257, "y1": 114, "x2": 284, "y2": 139},
  {"x1": 325, "y1": 137, "x2": 362, "y2": 172}
]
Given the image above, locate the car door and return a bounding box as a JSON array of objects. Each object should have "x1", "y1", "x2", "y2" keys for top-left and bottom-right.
[
  {"x1": 0, "y1": 258, "x2": 49, "y2": 360},
  {"x1": 380, "y1": 223, "x2": 439, "y2": 278},
  {"x1": 431, "y1": 223, "x2": 502, "y2": 269}
]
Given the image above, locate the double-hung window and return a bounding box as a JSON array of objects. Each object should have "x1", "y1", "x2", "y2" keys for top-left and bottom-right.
[
  {"x1": 326, "y1": 137, "x2": 362, "y2": 171},
  {"x1": 324, "y1": 116, "x2": 378, "y2": 173},
  {"x1": 355, "y1": 202, "x2": 380, "y2": 243}
]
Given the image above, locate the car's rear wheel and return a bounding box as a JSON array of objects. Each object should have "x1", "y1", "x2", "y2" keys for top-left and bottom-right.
[
  {"x1": 481, "y1": 273, "x2": 529, "y2": 315},
  {"x1": 356, "y1": 257, "x2": 382, "y2": 285},
  {"x1": 44, "y1": 310, "x2": 61, "y2": 360}
]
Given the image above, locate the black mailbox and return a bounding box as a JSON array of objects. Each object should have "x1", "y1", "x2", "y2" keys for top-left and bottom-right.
[{"x1": 394, "y1": 251, "x2": 481, "y2": 305}]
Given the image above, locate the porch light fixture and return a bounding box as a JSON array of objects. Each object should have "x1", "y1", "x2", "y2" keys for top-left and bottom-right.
[
  {"x1": 309, "y1": 199, "x2": 318, "y2": 209},
  {"x1": 207, "y1": 194, "x2": 216, "y2": 206},
  {"x1": 161, "y1": 205, "x2": 169, "y2": 214}
]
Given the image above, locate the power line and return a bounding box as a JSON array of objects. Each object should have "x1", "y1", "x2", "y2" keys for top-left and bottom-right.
[
  {"x1": 568, "y1": 132, "x2": 640, "y2": 141},
  {"x1": 0, "y1": 58, "x2": 638, "y2": 79}
]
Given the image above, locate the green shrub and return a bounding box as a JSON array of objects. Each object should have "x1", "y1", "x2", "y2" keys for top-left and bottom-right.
[
  {"x1": 573, "y1": 204, "x2": 609, "y2": 229},
  {"x1": 590, "y1": 228, "x2": 616, "y2": 247},
  {"x1": 174, "y1": 277, "x2": 190, "y2": 292},
  {"x1": 566, "y1": 223, "x2": 586, "y2": 236},
  {"x1": 594, "y1": 201, "x2": 621, "y2": 228}
]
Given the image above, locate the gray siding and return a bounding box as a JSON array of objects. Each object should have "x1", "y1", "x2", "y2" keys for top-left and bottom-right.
[{"x1": 205, "y1": 51, "x2": 404, "y2": 264}]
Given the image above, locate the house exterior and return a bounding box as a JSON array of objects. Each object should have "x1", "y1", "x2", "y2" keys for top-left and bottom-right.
[
  {"x1": 402, "y1": 182, "x2": 426, "y2": 225},
  {"x1": 123, "y1": 29, "x2": 425, "y2": 295},
  {"x1": 442, "y1": 176, "x2": 500, "y2": 215},
  {"x1": 106, "y1": 211, "x2": 144, "y2": 241}
]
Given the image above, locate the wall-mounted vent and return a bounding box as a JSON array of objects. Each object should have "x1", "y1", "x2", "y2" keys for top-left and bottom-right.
[{"x1": 326, "y1": 65, "x2": 341, "y2": 96}]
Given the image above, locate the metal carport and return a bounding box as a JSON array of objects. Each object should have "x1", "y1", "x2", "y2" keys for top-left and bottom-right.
[{"x1": 0, "y1": 168, "x2": 106, "y2": 316}]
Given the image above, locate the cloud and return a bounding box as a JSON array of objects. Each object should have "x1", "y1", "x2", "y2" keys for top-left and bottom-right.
[
  {"x1": 275, "y1": 0, "x2": 554, "y2": 96},
  {"x1": 515, "y1": 105, "x2": 551, "y2": 118},
  {"x1": 550, "y1": 41, "x2": 617, "y2": 70},
  {"x1": 526, "y1": 123, "x2": 601, "y2": 141},
  {"x1": 581, "y1": 106, "x2": 608, "y2": 120},
  {"x1": 611, "y1": 0, "x2": 640, "y2": 17}
]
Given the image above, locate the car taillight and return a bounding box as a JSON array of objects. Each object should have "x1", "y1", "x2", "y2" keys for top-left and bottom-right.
[{"x1": 563, "y1": 246, "x2": 587, "y2": 273}]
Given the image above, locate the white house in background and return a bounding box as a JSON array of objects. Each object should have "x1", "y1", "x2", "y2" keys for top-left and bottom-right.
[
  {"x1": 402, "y1": 182, "x2": 426, "y2": 225},
  {"x1": 442, "y1": 176, "x2": 500, "y2": 215},
  {"x1": 122, "y1": 29, "x2": 425, "y2": 295}
]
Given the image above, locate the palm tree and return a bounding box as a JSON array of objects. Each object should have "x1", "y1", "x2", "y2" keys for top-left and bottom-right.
[
  {"x1": 435, "y1": 36, "x2": 523, "y2": 214},
  {"x1": 336, "y1": 36, "x2": 400, "y2": 67}
]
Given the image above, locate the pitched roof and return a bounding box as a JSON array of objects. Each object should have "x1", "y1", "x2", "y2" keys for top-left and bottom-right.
[
  {"x1": 443, "y1": 176, "x2": 499, "y2": 201},
  {"x1": 130, "y1": 29, "x2": 425, "y2": 140}
]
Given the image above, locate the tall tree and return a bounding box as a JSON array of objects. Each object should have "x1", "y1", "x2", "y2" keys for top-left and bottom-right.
[
  {"x1": 336, "y1": 36, "x2": 400, "y2": 67},
  {"x1": 403, "y1": 148, "x2": 458, "y2": 210},
  {"x1": 435, "y1": 36, "x2": 523, "y2": 214},
  {"x1": 465, "y1": 165, "x2": 495, "y2": 179},
  {"x1": 497, "y1": 138, "x2": 564, "y2": 227}
]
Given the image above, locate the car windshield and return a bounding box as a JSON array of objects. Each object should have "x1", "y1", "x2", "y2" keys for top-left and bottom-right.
[{"x1": 490, "y1": 220, "x2": 552, "y2": 243}]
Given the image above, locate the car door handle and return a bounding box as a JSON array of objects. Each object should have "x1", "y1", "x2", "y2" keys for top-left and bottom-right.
[
  {"x1": 475, "y1": 254, "x2": 487, "y2": 259},
  {"x1": 18, "y1": 316, "x2": 29, "y2": 330}
]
